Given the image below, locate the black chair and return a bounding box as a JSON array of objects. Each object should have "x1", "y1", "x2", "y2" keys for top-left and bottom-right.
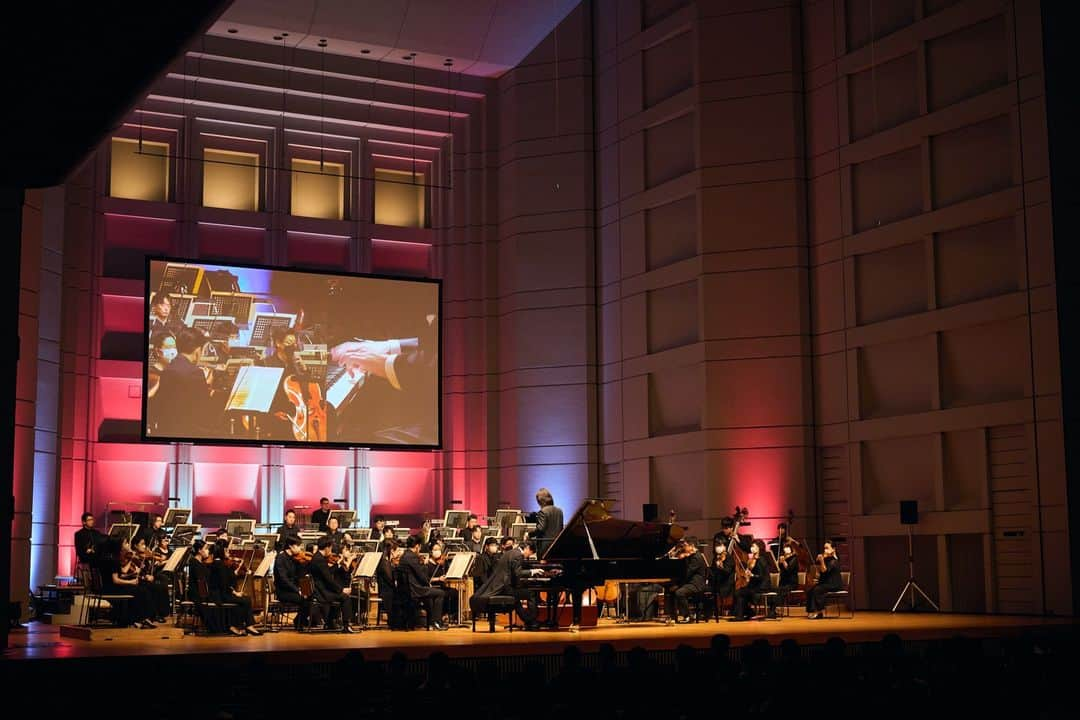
[
  {"x1": 823, "y1": 572, "x2": 854, "y2": 618},
  {"x1": 83, "y1": 567, "x2": 133, "y2": 627}
]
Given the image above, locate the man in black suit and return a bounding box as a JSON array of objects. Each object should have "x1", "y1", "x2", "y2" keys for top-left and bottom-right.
[
  {"x1": 376, "y1": 538, "x2": 399, "y2": 628},
  {"x1": 464, "y1": 525, "x2": 484, "y2": 554},
  {"x1": 274, "y1": 537, "x2": 315, "y2": 630},
  {"x1": 398, "y1": 535, "x2": 447, "y2": 630},
  {"x1": 311, "y1": 497, "x2": 332, "y2": 533},
  {"x1": 470, "y1": 538, "x2": 541, "y2": 630},
  {"x1": 667, "y1": 538, "x2": 708, "y2": 623},
  {"x1": 74, "y1": 512, "x2": 105, "y2": 566},
  {"x1": 310, "y1": 537, "x2": 358, "y2": 633},
  {"x1": 532, "y1": 488, "x2": 564, "y2": 556},
  {"x1": 137, "y1": 514, "x2": 168, "y2": 550},
  {"x1": 152, "y1": 326, "x2": 222, "y2": 438},
  {"x1": 323, "y1": 515, "x2": 347, "y2": 553}
]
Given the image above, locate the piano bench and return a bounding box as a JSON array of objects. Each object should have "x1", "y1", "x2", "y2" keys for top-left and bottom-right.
[{"x1": 472, "y1": 595, "x2": 517, "y2": 633}]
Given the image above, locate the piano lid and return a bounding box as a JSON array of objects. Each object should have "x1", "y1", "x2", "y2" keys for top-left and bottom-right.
[{"x1": 542, "y1": 498, "x2": 685, "y2": 562}]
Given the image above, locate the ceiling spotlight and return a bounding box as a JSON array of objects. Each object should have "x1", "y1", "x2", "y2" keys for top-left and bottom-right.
[
  {"x1": 281, "y1": 32, "x2": 289, "y2": 37},
  {"x1": 227, "y1": 28, "x2": 238, "y2": 34},
  {"x1": 360, "y1": 48, "x2": 370, "y2": 54}
]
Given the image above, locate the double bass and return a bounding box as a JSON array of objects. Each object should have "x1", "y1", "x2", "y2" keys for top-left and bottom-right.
[{"x1": 729, "y1": 507, "x2": 753, "y2": 591}]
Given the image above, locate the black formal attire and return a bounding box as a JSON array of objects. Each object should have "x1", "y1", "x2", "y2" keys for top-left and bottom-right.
[
  {"x1": 310, "y1": 508, "x2": 331, "y2": 533},
  {"x1": 74, "y1": 527, "x2": 105, "y2": 565},
  {"x1": 398, "y1": 549, "x2": 446, "y2": 628},
  {"x1": 153, "y1": 354, "x2": 222, "y2": 438},
  {"x1": 533, "y1": 504, "x2": 564, "y2": 556},
  {"x1": 711, "y1": 552, "x2": 735, "y2": 616},
  {"x1": 310, "y1": 553, "x2": 355, "y2": 629},
  {"x1": 470, "y1": 548, "x2": 538, "y2": 628},
  {"x1": 733, "y1": 556, "x2": 771, "y2": 620},
  {"x1": 101, "y1": 555, "x2": 154, "y2": 627},
  {"x1": 323, "y1": 529, "x2": 347, "y2": 553},
  {"x1": 464, "y1": 538, "x2": 483, "y2": 554},
  {"x1": 186, "y1": 558, "x2": 223, "y2": 633},
  {"x1": 210, "y1": 559, "x2": 256, "y2": 629},
  {"x1": 669, "y1": 552, "x2": 708, "y2": 620},
  {"x1": 273, "y1": 552, "x2": 315, "y2": 628},
  {"x1": 473, "y1": 550, "x2": 497, "y2": 586},
  {"x1": 375, "y1": 552, "x2": 399, "y2": 628},
  {"x1": 775, "y1": 547, "x2": 800, "y2": 606},
  {"x1": 806, "y1": 555, "x2": 843, "y2": 613},
  {"x1": 276, "y1": 522, "x2": 302, "y2": 552}
]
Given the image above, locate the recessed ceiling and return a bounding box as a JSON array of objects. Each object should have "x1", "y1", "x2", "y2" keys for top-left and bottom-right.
[{"x1": 212, "y1": 0, "x2": 581, "y2": 77}]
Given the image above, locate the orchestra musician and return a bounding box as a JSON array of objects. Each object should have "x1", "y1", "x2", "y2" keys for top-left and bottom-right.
[
  {"x1": 473, "y1": 536, "x2": 500, "y2": 586},
  {"x1": 310, "y1": 537, "x2": 359, "y2": 633},
  {"x1": 732, "y1": 542, "x2": 771, "y2": 621},
  {"x1": 130, "y1": 536, "x2": 171, "y2": 621},
  {"x1": 666, "y1": 537, "x2": 708, "y2": 624},
  {"x1": 378, "y1": 525, "x2": 396, "y2": 552},
  {"x1": 464, "y1": 525, "x2": 484, "y2": 554},
  {"x1": 376, "y1": 538, "x2": 400, "y2": 629},
  {"x1": 372, "y1": 515, "x2": 386, "y2": 539},
  {"x1": 398, "y1": 535, "x2": 448, "y2": 630},
  {"x1": 470, "y1": 538, "x2": 541, "y2": 631},
  {"x1": 148, "y1": 292, "x2": 171, "y2": 334},
  {"x1": 773, "y1": 523, "x2": 801, "y2": 606},
  {"x1": 101, "y1": 537, "x2": 157, "y2": 629},
  {"x1": 209, "y1": 542, "x2": 263, "y2": 636},
  {"x1": 310, "y1": 497, "x2": 332, "y2": 533},
  {"x1": 274, "y1": 537, "x2": 318, "y2": 631},
  {"x1": 137, "y1": 514, "x2": 168, "y2": 550},
  {"x1": 710, "y1": 540, "x2": 735, "y2": 617},
  {"x1": 806, "y1": 541, "x2": 843, "y2": 619},
  {"x1": 463, "y1": 514, "x2": 480, "y2": 534},
  {"x1": 152, "y1": 326, "x2": 223, "y2": 438},
  {"x1": 277, "y1": 509, "x2": 302, "y2": 552},
  {"x1": 258, "y1": 327, "x2": 313, "y2": 442},
  {"x1": 74, "y1": 512, "x2": 105, "y2": 566},
  {"x1": 323, "y1": 515, "x2": 347, "y2": 553}
]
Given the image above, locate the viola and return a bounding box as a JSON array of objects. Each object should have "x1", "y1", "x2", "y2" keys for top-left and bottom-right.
[
  {"x1": 306, "y1": 380, "x2": 327, "y2": 442},
  {"x1": 293, "y1": 549, "x2": 314, "y2": 565},
  {"x1": 276, "y1": 375, "x2": 310, "y2": 441}
]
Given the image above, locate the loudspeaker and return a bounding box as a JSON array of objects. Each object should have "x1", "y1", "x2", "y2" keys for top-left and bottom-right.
[
  {"x1": 900, "y1": 500, "x2": 919, "y2": 525},
  {"x1": 643, "y1": 503, "x2": 659, "y2": 522}
]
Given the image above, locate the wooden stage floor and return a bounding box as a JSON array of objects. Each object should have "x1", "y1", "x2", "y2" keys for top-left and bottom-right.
[{"x1": 6, "y1": 611, "x2": 1075, "y2": 663}]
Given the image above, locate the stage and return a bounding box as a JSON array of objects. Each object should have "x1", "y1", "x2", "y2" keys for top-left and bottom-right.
[{"x1": 5, "y1": 611, "x2": 1074, "y2": 663}]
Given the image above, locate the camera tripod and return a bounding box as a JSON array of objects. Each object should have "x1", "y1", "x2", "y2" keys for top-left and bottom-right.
[{"x1": 892, "y1": 526, "x2": 939, "y2": 612}]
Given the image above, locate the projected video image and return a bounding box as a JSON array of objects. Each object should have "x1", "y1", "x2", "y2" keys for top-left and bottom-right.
[{"x1": 144, "y1": 258, "x2": 439, "y2": 448}]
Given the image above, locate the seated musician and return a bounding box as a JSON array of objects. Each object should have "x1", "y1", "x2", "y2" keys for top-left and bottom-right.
[
  {"x1": 469, "y1": 538, "x2": 541, "y2": 631},
  {"x1": 187, "y1": 540, "x2": 222, "y2": 633},
  {"x1": 258, "y1": 327, "x2": 313, "y2": 442},
  {"x1": 100, "y1": 537, "x2": 158, "y2": 629},
  {"x1": 209, "y1": 542, "x2": 262, "y2": 636},
  {"x1": 74, "y1": 512, "x2": 105, "y2": 567},
  {"x1": 710, "y1": 541, "x2": 735, "y2": 616},
  {"x1": 732, "y1": 542, "x2": 771, "y2": 621},
  {"x1": 130, "y1": 536, "x2": 171, "y2": 622},
  {"x1": 310, "y1": 537, "x2": 359, "y2": 633},
  {"x1": 152, "y1": 326, "x2": 223, "y2": 438},
  {"x1": 399, "y1": 535, "x2": 448, "y2": 630},
  {"x1": 666, "y1": 537, "x2": 707, "y2": 624},
  {"x1": 806, "y1": 541, "x2": 843, "y2": 619},
  {"x1": 137, "y1": 514, "x2": 168, "y2": 550},
  {"x1": 323, "y1": 515, "x2": 348, "y2": 553},
  {"x1": 713, "y1": 516, "x2": 750, "y2": 553},
  {"x1": 378, "y1": 525, "x2": 396, "y2": 552},
  {"x1": 273, "y1": 537, "x2": 316, "y2": 631},
  {"x1": 372, "y1": 515, "x2": 386, "y2": 538},
  {"x1": 776, "y1": 544, "x2": 800, "y2": 606},
  {"x1": 473, "y1": 536, "x2": 500, "y2": 586},
  {"x1": 376, "y1": 538, "x2": 400, "y2": 628},
  {"x1": 464, "y1": 525, "x2": 484, "y2": 554},
  {"x1": 277, "y1": 509, "x2": 302, "y2": 552}
]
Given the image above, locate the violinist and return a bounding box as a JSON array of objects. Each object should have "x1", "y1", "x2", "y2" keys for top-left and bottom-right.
[
  {"x1": 710, "y1": 540, "x2": 735, "y2": 617},
  {"x1": 277, "y1": 509, "x2": 302, "y2": 552},
  {"x1": 732, "y1": 542, "x2": 771, "y2": 621},
  {"x1": 666, "y1": 538, "x2": 707, "y2": 624},
  {"x1": 377, "y1": 525, "x2": 396, "y2": 553},
  {"x1": 310, "y1": 537, "x2": 359, "y2": 633},
  {"x1": 209, "y1": 542, "x2": 263, "y2": 636},
  {"x1": 464, "y1": 525, "x2": 484, "y2": 554},
  {"x1": 376, "y1": 538, "x2": 400, "y2": 628},
  {"x1": 259, "y1": 327, "x2": 313, "y2": 442},
  {"x1": 187, "y1": 540, "x2": 222, "y2": 633},
  {"x1": 399, "y1": 535, "x2": 448, "y2": 631},
  {"x1": 102, "y1": 537, "x2": 157, "y2": 629},
  {"x1": 74, "y1": 512, "x2": 105, "y2": 566},
  {"x1": 806, "y1": 541, "x2": 843, "y2": 619},
  {"x1": 273, "y1": 537, "x2": 318, "y2": 631},
  {"x1": 131, "y1": 536, "x2": 171, "y2": 621},
  {"x1": 137, "y1": 514, "x2": 168, "y2": 551},
  {"x1": 773, "y1": 522, "x2": 800, "y2": 605},
  {"x1": 323, "y1": 515, "x2": 347, "y2": 553}
]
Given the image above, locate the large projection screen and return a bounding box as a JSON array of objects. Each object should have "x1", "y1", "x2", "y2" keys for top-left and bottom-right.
[{"x1": 143, "y1": 257, "x2": 440, "y2": 449}]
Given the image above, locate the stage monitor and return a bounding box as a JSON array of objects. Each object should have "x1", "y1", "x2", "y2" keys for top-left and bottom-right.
[{"x1": 143, "y1": 257, "x2": 441, "y2": 449}]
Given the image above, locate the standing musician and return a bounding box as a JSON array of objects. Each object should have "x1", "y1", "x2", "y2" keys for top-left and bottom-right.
[
  {"x1": 666, "y1": 537, "x2": 708, "y2": 624},
  {"x1": 806, "y1": 541, "x2": 843, "y2": 619},
  {"x1": 310, "y1": 537, "x2": 359, "y2": 633},
  {"x1": 732, "y1": 542, "x2": 771, "y2": 621},
  {"x1": 399, "y1": 535, "x2": 448, "y2": 630},
  {"x1": 274, "y1": 537, "x2": 318, "y2": 631},
  {"x1": 74, "y1": 512, "x2": 105, "y2": 566},
  {"x1": 310, "y1": 497, "x2": 332, "y2": 533},
  {"x1": 710, "y1": 540, "x2": 735, "y2": 617},
  {"x1": 531, "y1": 488, "x2": 564, "y2": 556},
  {"x1": 209, "y1": 542, "x2": 262, "y2": 636},
  {"x1": 277, "y1": 509, "x2": 302, "y2": 552}
]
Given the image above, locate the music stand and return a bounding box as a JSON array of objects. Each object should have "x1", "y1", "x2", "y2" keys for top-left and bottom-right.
[
  {"x1": 354, "y1": 552, "x2": 381, "y2": 579},
  {"x1": 393, "y1": 528, "x2": 411, "y2": 539},
  {"x1": 892, "y1": 526, "x2": 940, "y2": 612},
  {"x1": 355, "y1": 540, "x2": 379, "y2": 554},
  {"x1": 162, "y1": 508, "x2": 191, "y2": 528},
  {"x1": 225, "y1": 518, "x2": 256, "y2": 539},
  {"x1": 170, "y1": 524, "x2": 201, "y2": 546},
  {"x1": 495, "y1": 508, "x2": 522, "y2": 532},
  {"x1": 346, "y1": 528, "x2": 372, "y2": 541},
  {"x1": 443, "y1": 509, "x2": 471, "y2": 530},
  {"x1": 253, "y1": 551, "x2": 276, "y2": 578},
  {"x1": 108, "y1": 523, "x2": 139, "y2": 542},
  {"x1": 510, "y1": 523, "x2": 535, "y2": 542},
  {"x1": 328, "y1": 509, "x2": 356, "y2": 529},
  {"x1": 254, "y1": 533, "x2": 280, "y2": 549},
  {"x1": 162, "y1": 546, "x2": 189, "y2": 573},
  {"x1": 248, "y1": 312, "x2": 296, "y2": 348}
]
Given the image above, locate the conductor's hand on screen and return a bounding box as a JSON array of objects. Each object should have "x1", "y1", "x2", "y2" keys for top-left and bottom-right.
[{"x1": 330, "y1": 340, "x2": 392, "y2": 378}]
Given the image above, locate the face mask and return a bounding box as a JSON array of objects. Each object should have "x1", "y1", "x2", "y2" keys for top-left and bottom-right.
[
  {"x1": 432, "y1": 550, "x2": 442, "y2": 559},
  {"x1": 160, "y1": 348, "x2": 177, "y2": 362}
]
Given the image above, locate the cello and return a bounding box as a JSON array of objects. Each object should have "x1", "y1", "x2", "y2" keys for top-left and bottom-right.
[{"x1": 729, "y1": 507, "x2": 753, "y2": 591}]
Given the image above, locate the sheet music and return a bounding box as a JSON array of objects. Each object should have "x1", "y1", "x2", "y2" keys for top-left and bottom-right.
[
  {"x1": 225, "y1": 365, "x2": 283, "y2": 413},
  {"x1": 354, "y1": 551, "x2": 382, "y2": 579},
  {"x1": 326, "y1": 367, "x2": 365, "y2": 409},
  {"x1": 254, "y1": 550, "x2": 276, "y2": 577},
  {"x1": 445, "y1": 551, "x2": 475, "y2": 580},
  {"x1": 163, "y1": 546, "x2": 189, "y2": 573}
]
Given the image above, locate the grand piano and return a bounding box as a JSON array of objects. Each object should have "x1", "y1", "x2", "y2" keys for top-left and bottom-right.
[{"x1": 529, "y1": 498, "x2": 688, "y2": 626}]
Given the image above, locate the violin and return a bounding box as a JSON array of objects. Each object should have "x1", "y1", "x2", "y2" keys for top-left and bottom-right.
[{"x1": 293, "y1": 548, "x2": 314, "y2": 565}]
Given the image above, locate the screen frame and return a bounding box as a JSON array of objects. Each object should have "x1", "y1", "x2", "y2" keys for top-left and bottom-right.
[{"x1": 141, "y1": 255, "x2": 443, "y2": 451}]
